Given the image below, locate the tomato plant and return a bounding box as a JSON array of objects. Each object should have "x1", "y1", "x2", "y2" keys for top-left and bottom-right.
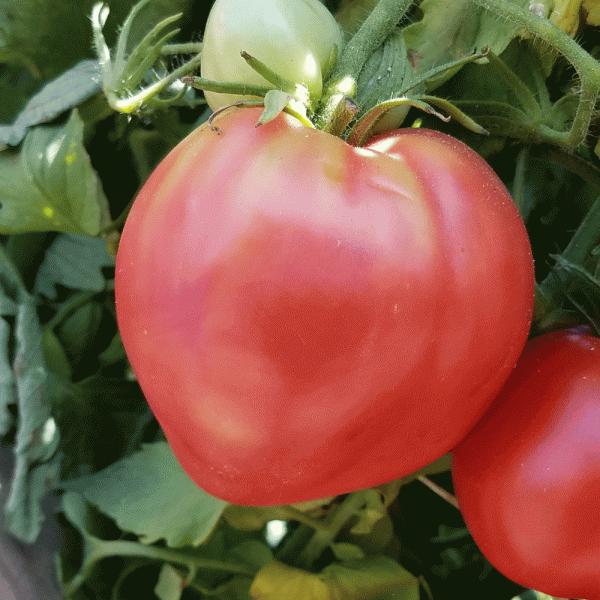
[
  {"x1": 200, "y1": 0, "x2": 344, "y2": 112},
  {"x1": 115, "y1": 107, "x2": 534, "y2": 506},
  {"x1": 452, "y1": 328, "x2": 600, "y2": 600}
]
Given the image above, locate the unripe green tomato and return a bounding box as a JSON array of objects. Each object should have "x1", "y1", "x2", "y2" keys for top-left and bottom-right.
[{"x1": 200, "y1": 0, "x2": 344, "y2": 111}]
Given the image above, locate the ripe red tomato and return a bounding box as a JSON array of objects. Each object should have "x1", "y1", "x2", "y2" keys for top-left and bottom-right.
[
  {"x1": 115, "y1": 107, "x2": 534, "y2": 506},
  {"x1": 452, "y1": 328, "x2": 600, "y2": 600}
]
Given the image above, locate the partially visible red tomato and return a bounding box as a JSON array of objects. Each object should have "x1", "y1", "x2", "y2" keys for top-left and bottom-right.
[
  {"x1": 452, "y1": 328, "x2": 600, "y2": 600},
  {"x1": 115, "y1": 107, "x2": 534, "y2": 506}
]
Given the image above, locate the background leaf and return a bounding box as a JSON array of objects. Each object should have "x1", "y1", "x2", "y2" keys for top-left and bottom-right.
[
  {"x1": 402, "y1": 0, "x2": 529, "y2": 88},
  {"x1": 0, "y1": 110, "x2": 111, "y2": 235},
  {"x1": 0, "y1": 0, "x2": 193, "y2": 80},
  {"x1": 0, "y1": 60, "x2": 103, "y2": 147},
  {"x1": 0, "y1": 245, "x2": 58, "y2": 543},
  {"x1": 322, "y1": 556, "x2": 419, "y2": 600},
  {"x1": 0, "y1": 0, "x2": 96, "y2": 79},
  {"x1": 154, "y1": 564, "x2": 184, "y2": 600},
  {"x1": 34, "y1": 234, "x2": 114, "y2": 300},
  {"x1": 65, "y1": 441, "x2": 228, "y2": 547}
]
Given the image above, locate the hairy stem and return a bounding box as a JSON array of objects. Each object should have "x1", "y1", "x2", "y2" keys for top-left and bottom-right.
[
  {"x1": 471, "y1": 0, "x2": 600, "y2": 148},
  {"x1": 316, "y1": 0, "x2": 413, "y2": 129}
]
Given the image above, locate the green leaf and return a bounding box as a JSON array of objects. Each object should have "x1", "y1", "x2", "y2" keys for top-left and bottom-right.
[
  {"x1": 4, "y1": 457, "x2": 61, "y2": 544},
  {"x1": 0, "y1": 247, "x2": 23, "y2": 435},
  {"x1": 0, "y1": 0, "x2": 96, "y2": 79},
  {"x1": 551, "y1": 255, "x2": 600, "y2": 332},
  {"x1": 0, "y1": 0, "x2": 193, "y2": 80},
  {"x1": 53, "y1": 376, "x2": 150, "y2": 481},
  {"x1": 0, "y1": 110, "x2": 111, "y2": 235},
  {"x1": 355, "y1": 29, "x2": 414, "y2": 120},
  {"x1": 65, "y1": 441, "x2": 228, "y2": 547},
  {"x1": 225, "y1": 540, "x2": 273, "y2": 573},
  {"x1": 0, "y1": 310, "x2": 16, "y2": 435},
  {"x1": 0, "y1": 65, "x2": 40, "y2": 126},
  {"x1": 0, "y1": 59, "x2": 103, "y2": 147},
  {"x1": 402, "y1": 0, "x2": 529, "y2": 89},
  {"x1": 0, "y1": 245, "x2": 57, "y2": 542},
  {"x1": 330, "y1": 542, "x2": 365, "y2": 561},
  {"x1": 42, "y1": 329, "x2": 73, "y2": 380},
  {"x1": 252, "y1": 556, "x2": 419, "y2": 600},
  {"x1": 98, "y1": 332, "x2": 127, "y2": 366},
  {"x1": 57, "y1": 300, "x2": 105, "y2": 364},
  {"x1": 34, "y1": 234, "x2": 114, "y2": 299},
  {"x1": 154, "y1": 564, "x2": 184, "y2": 600}
]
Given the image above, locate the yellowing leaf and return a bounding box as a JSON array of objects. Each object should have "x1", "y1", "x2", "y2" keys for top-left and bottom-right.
[
  {"x1": 250, "y1": 557, "x2": 419, "y2": 600},
  {"x1": 583, "y1": 0, "x2": 600, "y2": 24},
  {"x1": 250, "y1": 562, "x2": 331, "y2": 600},
  {"x1": 322, "y1": 556, "x2": 419, "y2": 600},
  {"x1": 550, "y1": 0, "x2": 581, "y2": 35}
]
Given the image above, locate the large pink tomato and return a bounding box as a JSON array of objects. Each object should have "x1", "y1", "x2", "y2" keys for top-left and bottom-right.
[
  {"x1": 452, "y1": 328, "x2": 600, "y2": 600},
  {"x1": 115, "y1": 107, "x2": 534, "y2": 505}
]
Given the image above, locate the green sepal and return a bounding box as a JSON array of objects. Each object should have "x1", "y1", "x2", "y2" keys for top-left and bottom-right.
[
  {"x1": 347, "y1": 48, "x2": 492, "y2": 144},
  {"x1": 257, "y1": 90, "x2": 295, "y2": 126},
  {"x1": 417, "y1": 95, "x2": 489, "y2": 135},
  {"x1": 92, "y1": 0, "x2": 202, "y2": 115},
  {"x1": 258, "y1": 90, "x2": 316, "y2": 128},
  {"x1": 181, "y1": 76, "x2": 273, "y2": 99},
  {"x1": 241, "y1": 51, "x2": 311, "y2": 109},
  {"x1": 347, "y1": 97, "x2": 449, "y2": 146},
  {"x1": 449, "y1": 100, "x2": 538, "y2": 140}
]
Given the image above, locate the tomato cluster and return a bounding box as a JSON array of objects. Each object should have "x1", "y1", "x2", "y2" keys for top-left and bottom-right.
[
  {"x1": 110, "y1": 0, "x2": 600, "y2": 596},
  {"x1": 115, "y1": 107, "x2": 534, "y2": 505}
]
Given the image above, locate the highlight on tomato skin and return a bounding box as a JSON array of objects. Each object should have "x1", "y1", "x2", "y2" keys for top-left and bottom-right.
[
  {"x1": 451, "y1": 328, "x2": 600, "y2": 600},
  {"x1": 114, "y1": 106, "x2": 535, "y2": 506}
]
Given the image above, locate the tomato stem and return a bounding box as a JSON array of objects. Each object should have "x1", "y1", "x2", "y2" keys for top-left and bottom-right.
[
  {"x1": 295, "y1": 491, "x2": 369, "y2": 569},
  {"x1": 315, "y1": 0, "x2": 413, "y2": 130},
  {"x1": 62, "y1": 535, "x2": 255, "y2": 597},
  {"x1": 471, "y1": 0, "x2": 600, "y2": 148},
  {"x1": 161, "y1": 42, "x2": 203, "y2": 55},
  {"x1": 417, "y1": 475, "x2": 459, "y2": 509}
]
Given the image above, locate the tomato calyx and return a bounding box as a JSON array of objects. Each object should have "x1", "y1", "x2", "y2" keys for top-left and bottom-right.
[
  {"x1": 204, "y1": 96, "x2": 313, "y2": 134},
  {"x1": 91, "y1": 0, "x2": 203, "y2": 115},
  {"x1": 343, "y1": 48, "x2": 491, "y2": 144},
  {"x1": 183, "y1": 50, "x2": 317, "y2": 129},
  {"x1": 239, "y1": 51, "x2": 311, "y2": 110}
]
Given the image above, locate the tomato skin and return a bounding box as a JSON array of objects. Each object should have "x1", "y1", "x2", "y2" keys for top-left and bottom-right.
[
  {"x1": 200, "y1": 0, "x2": 344, "y2": 111},
  {"x1": 452, "y1": 329, "x2": 600, "y2": 600},
  {"x1": 115, "y1": 107, "x2": 534, "y2": 505}
]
